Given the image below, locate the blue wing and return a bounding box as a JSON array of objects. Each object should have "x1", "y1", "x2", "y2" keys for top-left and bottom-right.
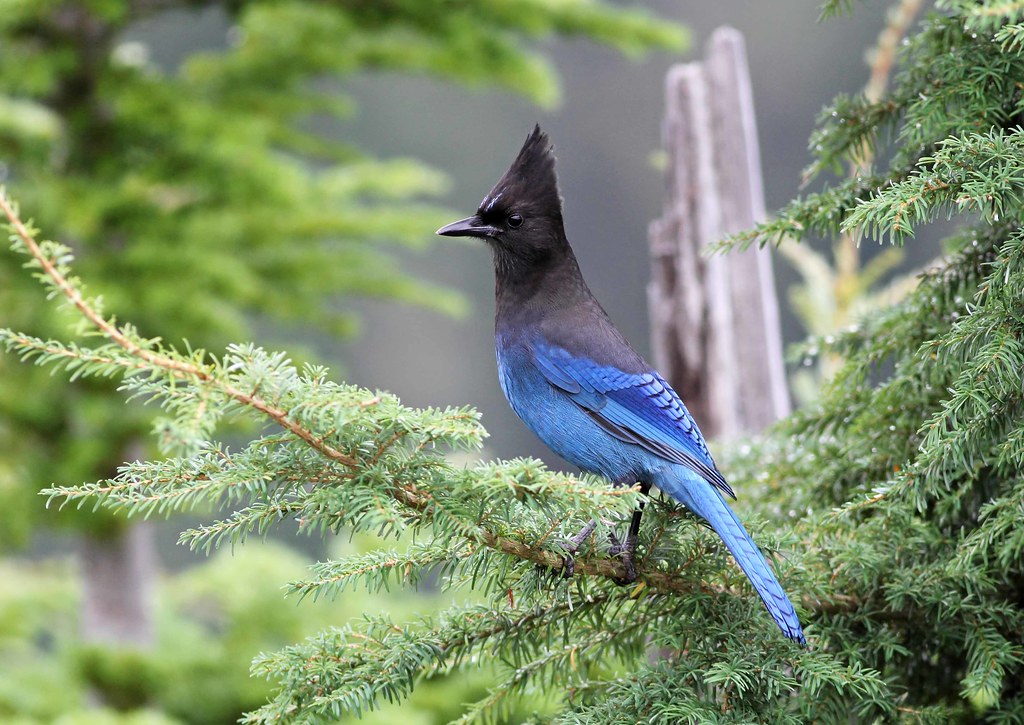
[{"x1": 532, "y1": 340, "x2": 735, "y2": 499}]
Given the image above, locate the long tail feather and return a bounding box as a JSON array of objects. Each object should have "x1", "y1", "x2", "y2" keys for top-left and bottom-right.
[{"x1": 658, "y1": 471, "x2": 806, "y2": 644}]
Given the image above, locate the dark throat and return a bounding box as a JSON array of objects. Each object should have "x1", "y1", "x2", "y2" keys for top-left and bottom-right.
[{"x1": 492, "y1": 238, "x2": 590, "y2": 325}]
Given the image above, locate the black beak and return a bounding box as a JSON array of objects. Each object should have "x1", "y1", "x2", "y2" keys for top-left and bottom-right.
[{"x1": 436, "y1": 215, "x2": 499, "y2": 239}]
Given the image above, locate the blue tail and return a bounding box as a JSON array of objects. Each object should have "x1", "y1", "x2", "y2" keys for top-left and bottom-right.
[{"x1": 657, "y1": 470, "x2": 806, "y2": 645}]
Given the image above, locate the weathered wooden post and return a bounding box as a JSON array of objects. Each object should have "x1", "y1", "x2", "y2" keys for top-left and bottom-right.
[{"x1": 648, "y1": 26, "x2": 790, "y2": 438}]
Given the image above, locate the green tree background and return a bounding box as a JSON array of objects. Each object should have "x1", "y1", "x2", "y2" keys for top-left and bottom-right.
[
  {"x1": 0, "y1": 0, "x2": 683, "y2": 721},
  {"x1": 7, "y1": 0, "x2": 1021, "y2": 723}
]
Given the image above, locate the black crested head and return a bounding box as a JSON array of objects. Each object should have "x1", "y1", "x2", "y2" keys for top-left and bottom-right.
[
  {"x1": 481, "y1": 123, "x2": 563, "y2": 224},
  {"x1": 436, "y1": 125, "x2": 572, "y2": 280}
]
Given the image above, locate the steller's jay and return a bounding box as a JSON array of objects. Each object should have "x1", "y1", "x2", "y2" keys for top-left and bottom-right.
[{"x1": 437, "y1": 125, "x2": 805, "y2": 644}]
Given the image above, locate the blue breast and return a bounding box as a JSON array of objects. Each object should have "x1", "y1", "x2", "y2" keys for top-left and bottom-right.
[{"x1": 496, "y1": 335, "x2": 654, "y2": 483}]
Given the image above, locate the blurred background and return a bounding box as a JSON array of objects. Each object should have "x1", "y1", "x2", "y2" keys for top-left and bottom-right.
[
  {"x1": 329, "y1": 1, "x2": 889, "y2": 461},
  {"x1": 0, "y1": 1, "x2": 918, "y2": 722}
]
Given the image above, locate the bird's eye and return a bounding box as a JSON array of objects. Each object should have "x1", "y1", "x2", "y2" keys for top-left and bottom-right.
[{"x1": 507, "y1": 213, "x2": 524, "y2": 228}]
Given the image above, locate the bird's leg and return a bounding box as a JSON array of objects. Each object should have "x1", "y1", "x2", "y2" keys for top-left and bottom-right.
[
  {"x1": 608, "y1": 503, "x2": 644, "y2": 585},
  {"x1": 608, "y1": 483, "x2": 650, "y2": 585},
  {"x1": 559, "y1": 518, "x2": 598, "y2": 578}
]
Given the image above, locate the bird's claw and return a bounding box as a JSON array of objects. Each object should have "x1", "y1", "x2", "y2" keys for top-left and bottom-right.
[
  {"x1": 537, "y1": 540, "x2": 577, "y2": 580},
  {"x1": 561, "y1": 551, "x2": 576, "y2": 579},
  {"x1": 553, "y1": 518, "x2": 599, "y2": 580},
  {"x1": 611, "y1": 551, "x2": 637, "y2": 586},
  {"x1": 608, "y1": 533, "x2": 638, "y2": 586}
]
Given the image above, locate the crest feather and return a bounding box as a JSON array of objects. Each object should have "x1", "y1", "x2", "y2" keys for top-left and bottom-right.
[{"x1": 480, "y1": 124, "x2": 562, "y2": 219}]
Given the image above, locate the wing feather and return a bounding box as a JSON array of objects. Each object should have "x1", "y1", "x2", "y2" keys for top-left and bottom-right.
[{"x1": 534, "y1": 341, "x2": 735, "y2": 499}]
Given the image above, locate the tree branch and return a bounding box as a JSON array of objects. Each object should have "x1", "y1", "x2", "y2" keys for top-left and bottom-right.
[{"x1": 0, "y1": 190, "x2": 857, "y2": 612}]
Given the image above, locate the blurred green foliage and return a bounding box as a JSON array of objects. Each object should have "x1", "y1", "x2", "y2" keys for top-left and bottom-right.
[
  {"x1": 6, "y1": 0, "x2": 1024, "y2": 720},
  {"x1": 0, "y1": 539, "x2": 554, "y2": 723},
  {"x1": 0, "y1": 0, "x2": 684, "y2": 721},
  {"x1": 0, "y1": 0, "x2": 685, "y2": 544}
]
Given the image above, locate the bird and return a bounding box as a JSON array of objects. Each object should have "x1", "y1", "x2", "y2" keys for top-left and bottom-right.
[{"x1": 436, "y1": 125, "x2": 805, "y2": 645}]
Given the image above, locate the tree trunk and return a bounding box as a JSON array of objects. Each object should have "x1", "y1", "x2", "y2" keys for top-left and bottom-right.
[
  {"x1": 648, "y1": 27, "x2": 790, "y2": 438},
  {"x1": 80, "y1": 520, "x2": 157, "y2": 648}
]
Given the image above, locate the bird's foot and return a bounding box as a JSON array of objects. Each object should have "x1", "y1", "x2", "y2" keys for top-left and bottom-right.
[
  {"x1": 553, "y1": 518, "x2": 598, "y2": 580},
  {"x1": 551, "y1": 544, "x2": 581, "y2": 580},
  {"x1": 614, "y1": 554, "x2": 637, "y2": 586},
  {"x1": 608, "y1": 533, "x2": 638, "y2": 586},
  {"x1": 560, "y1": 551, "x2": 576, "y2": 579}
]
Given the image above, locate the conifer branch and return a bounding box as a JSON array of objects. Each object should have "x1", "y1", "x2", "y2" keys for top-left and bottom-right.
[
  {"x1": 0, "y1": 187, "x2": 765, "y2": 597},
  {"x1": 15, "y1": 0, "x2": 1022, "y2": 707},
  {"x1": 0, "y1": 191, "x2": 362, "y2": 469}
]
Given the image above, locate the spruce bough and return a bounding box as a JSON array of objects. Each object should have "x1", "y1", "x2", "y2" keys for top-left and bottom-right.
[{"x1": 4, "y1": 0, "x2": 1024, "y2": 719}]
